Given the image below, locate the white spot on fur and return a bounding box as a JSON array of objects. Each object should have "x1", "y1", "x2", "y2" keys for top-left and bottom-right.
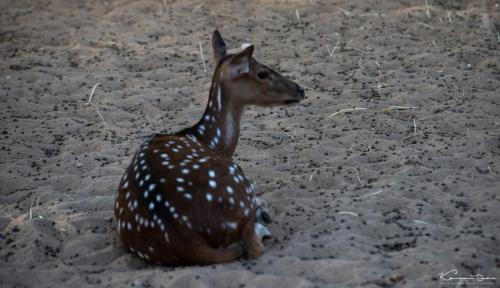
[
  {"x1": 209, "y1": 180, "x2": 217, "y2": 188},
  {"x1": 217, "y1": 84, "x2": 222, "y2": 112},
  {"x1": 225, "y1": 222, "x2": 238, "y2": 230}
]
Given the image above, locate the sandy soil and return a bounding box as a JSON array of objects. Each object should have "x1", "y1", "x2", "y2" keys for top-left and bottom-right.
[{"x1": 1, "y1": 0, "x2": 499, "y2": 287}]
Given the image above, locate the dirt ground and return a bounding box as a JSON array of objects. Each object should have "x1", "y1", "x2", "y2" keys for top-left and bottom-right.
[{"x1": 1, "y1": 0, "x2": 499, "y2": 287}]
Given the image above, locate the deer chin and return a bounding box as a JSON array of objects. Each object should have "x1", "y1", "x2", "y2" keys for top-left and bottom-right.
[
  {"x1": 258, "y1": 99, "x2": 301, "y2": 107},
  {"x1": 283, "y1": 98, "x2": 302, "y2": 105}
]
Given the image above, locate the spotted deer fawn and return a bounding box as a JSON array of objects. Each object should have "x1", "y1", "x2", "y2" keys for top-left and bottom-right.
[{"x1": 114, "y1": 30, "x2": 305, "y2": 265}]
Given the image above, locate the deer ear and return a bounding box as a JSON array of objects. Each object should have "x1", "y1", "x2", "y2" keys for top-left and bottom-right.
[
  {"x1": 212, "y1": 30, "x2": 227, "y2": 65},
  {"x1": 229, "y1": 45, "x2": 254, "y2": 78}
]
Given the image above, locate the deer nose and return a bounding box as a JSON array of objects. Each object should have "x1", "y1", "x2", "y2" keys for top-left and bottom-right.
[{"x1": 296, "y1": 85, "x2": 305, "y2": 98}]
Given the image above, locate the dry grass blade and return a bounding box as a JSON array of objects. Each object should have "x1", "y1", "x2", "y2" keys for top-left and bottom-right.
[
  {"x1": 338, "y1": 211, "x2": 359, "y2": 217},
  {"x1": 328, "y1": 107, "x2": 367, "y2": 118},
  {"x1": 425, "y1": 0, "x2": 431, "y2": 18},
  {"x1": 414, "y1": 220, "x2": 430, "y2": 225},
  {"x1": 326, "y1": 40, "x2": 340, "y2": 57},
  {"x1": 417, "y1": 21, "x2": 434, "y2": 29},
  {"x1": 353, "y1": 190, "x2": 383, "y2": 198},
  {"x1": 401, "y1": 118, "x2": 418, "y2": 143},
  {"x1": 96, "y1": 106, "x2": 112, "y2": 137},
  {"x1": 87, "y1": 82, "x2": 100, "y2": 105},
  {"x1": 199, "y1": 42, "x2": 207, "y2": 73},
  {"x1": 413, "y1": 118, "x2": 417, "y2": 136},
  {"x1": 29, "y1": 194, "x2": 35, "y2": 219},
  {"x1": 353, "y1": 167, "x2": 362, "y2": 185}
]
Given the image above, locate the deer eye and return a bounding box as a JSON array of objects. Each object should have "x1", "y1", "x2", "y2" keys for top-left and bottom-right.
[{"x1": 257, "y1": 71, "x2": 269, "y2": 80}]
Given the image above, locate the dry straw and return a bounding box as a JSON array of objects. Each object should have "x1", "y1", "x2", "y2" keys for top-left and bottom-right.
[{"x1": 199, "y1": 42, "x2": 207, "y2": 73}]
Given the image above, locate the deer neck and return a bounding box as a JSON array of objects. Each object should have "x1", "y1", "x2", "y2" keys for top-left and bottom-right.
[{"x1": 188, "y1": 82, "x2": 244, "y2": 158}]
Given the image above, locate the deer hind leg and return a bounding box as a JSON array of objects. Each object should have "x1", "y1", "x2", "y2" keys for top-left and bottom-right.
[
  {"x1": 241, "y1": 220, "x2": 265, "y2": 259},
  {"x1": 183, "y1": 242, "x2": 244, "y2": 265}
]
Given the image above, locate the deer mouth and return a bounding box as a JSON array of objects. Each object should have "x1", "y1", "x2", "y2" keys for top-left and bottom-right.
[
  {"x1": 283, "y1": 93, "x2": 304, "y2": 105},
  {"x1": 284, "y1": 99, "x2": 301, "y2": 105},
  {"x1": 284, "y1": 86, "x2": 305, "y2": 105}
]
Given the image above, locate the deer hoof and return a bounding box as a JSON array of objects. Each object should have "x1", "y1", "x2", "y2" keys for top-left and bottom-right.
[
  {"x1": 254, "y1": 197, "x2": 272, "y2": 224},
  {"x1": 254, "y1": 223, "x2": 272, "y2": 240},
  {"x1": 256, "y1": 208, "x2": 272, "y2": 224}
]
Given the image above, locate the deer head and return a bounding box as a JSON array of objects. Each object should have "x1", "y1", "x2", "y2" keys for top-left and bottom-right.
[{"x1": 211, "y1": 30, "x2": 305, "y2": 108}]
